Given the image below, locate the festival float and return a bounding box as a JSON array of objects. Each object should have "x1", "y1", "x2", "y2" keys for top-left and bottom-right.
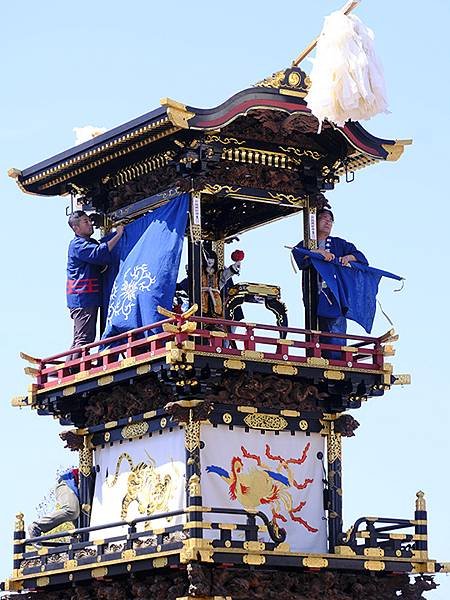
[{"x1": 3, "y1": 1, "x2": 447, "y2": 598}]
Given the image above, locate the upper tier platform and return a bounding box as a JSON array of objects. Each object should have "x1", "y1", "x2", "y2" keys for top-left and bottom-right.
[{"x1": 15, "y1": 311, "x2": 408, "y2": 427}]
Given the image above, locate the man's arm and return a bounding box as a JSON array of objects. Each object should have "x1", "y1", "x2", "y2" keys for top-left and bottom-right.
[
  {"x1": 338, "y1": 239, "x2": 368, "y2": 266},
  {"x1": 106, "y1": 225, "x2": 124, "y2": 252},
  {"x1": 75, "y1": 226, "x2": 124, "y2": 265}
]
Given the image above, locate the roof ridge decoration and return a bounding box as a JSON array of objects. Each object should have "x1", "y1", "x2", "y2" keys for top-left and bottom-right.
[{"x1": 254, "y1": 66, "x2": 310, "y2": 98}]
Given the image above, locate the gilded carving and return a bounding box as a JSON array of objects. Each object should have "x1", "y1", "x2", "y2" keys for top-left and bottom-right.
[
  {"x1": 268, "y1": 192, "x2": 306, "y2": 206},
  {"x1": 121, "y1": 421, "x2": 149, "y2": 440},
  {"x1": 254, "y1": 70, "x2": 286, "y2": 89},
  {"x1": 79, "y1": 436, "x2": 94, "y2": 478},
  {"x1": 243, "y1": 413, "x2": 288, "y2": 431},
  {"x1": 185, "y1": 419, "x2": 201, "y2": 452},
  {"x1": 327, "y1": 426, "x2": 342, "y2": 464}
]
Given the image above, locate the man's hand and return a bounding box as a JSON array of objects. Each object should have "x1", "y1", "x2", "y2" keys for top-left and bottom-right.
[
  {"x1": 312, "y1": 248, "x2": 335, "y2": 261},
  {"x1": 107, "y1": 225, "x2": 125, "y2": 252},
  {"x1": 339, "y1": 254, "x2": 356, "y2": 266}
]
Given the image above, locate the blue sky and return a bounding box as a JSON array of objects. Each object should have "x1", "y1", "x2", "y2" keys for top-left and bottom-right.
[{"x1": 1, "y1": 0, "x2": 449, "y2": 596}]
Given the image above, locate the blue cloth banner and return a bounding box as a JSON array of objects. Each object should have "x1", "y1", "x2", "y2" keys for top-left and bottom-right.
[
  {"x1": 101, "y1": 193, "x2": 189, "y2": 340},
  {"x1": 292, "y1": 247, "x2": 402, "y2": 334}
]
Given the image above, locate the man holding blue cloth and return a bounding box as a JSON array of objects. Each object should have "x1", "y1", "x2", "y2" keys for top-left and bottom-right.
[
  {"x1": 295, "y1": 208, "x2": 368, "y2": 348},
  {"x1": 66, "y1": 211, "x2": 124, "y2": 353}
]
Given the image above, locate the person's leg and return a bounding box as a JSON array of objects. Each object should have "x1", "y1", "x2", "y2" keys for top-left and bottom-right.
[
  {"x1": 319, "y1": 316, "x2": 347, "y2": 360},
  {"x1": 30, "y1": 483, "x2": 80, "y2": 535},
  {"x1": 68, "y1": 306, "x2": 98, "y2": 360}
]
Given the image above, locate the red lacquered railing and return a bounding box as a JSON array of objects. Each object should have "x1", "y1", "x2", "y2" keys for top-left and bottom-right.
[{"x1": 24, "y1": 315, "x2": 388, "y2": 393}]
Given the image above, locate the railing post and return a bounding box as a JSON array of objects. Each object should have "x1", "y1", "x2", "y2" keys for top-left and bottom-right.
[
  {"x1": 13, "y1": 513, "x2": 25, "y2": 576},
  {"x1": 414, "y1": 491, "x2": 428, "y2": 559}
]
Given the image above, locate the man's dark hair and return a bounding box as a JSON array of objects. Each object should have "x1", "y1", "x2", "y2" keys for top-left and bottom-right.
[
  {"x1": 68, "y1": 210, "x2": 88, "y2": 231},
  {"x1": 317, "y1": 208, "x2": 334, "y2": 222}
]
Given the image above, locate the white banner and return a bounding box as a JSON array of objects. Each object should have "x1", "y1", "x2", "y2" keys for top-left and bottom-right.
[
  {"x1": 201, "y1": 426, "x2": 327, "y2": 553},
  {"x1": 90, "y1": 428, "x2": 186, "y2": 539}
]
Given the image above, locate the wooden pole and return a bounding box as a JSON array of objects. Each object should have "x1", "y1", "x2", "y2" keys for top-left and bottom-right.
[{"x1": 292, "y1": 0, "x2": 361, "y2": 67}]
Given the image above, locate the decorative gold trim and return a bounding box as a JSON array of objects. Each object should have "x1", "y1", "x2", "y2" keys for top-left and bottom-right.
[
  {"x1": 98, "y1": 375, "x2": 114, "y2": 386},
  {"x1": 334, "y1": 545, "x2": 356, "y2": 556},
  {"x1": 241, "y1": 350, "x2": 264, "y2": 360},
  {"x1": 237, "y1": 406, "x2": 257, "y2": 413},
  {"x1": 254, "y1": 70, "x2": 286, "y2": 89},
  {"x1": 224, "y1": 359, "x2": 246, "y2": 370},
  {"x1": 36, "y1": 577, "x2": 50, "y2": 587},
  {"x1": 180, "y1": 538, "x2": 214, "y2": 563},
  {"x1": 91, "y1": 567, "x2": 108, "y2": 578},
  {"x1": 222, "y1": 413, "x2": 232, "y2": 424},
  {"x1": 21, "y1": 118, "x2": 175, "y2": 190},
  {"x1": 121, "y1": 421, "x2": 149, "y2": 439},
  {"x1": 364, "y1": 548, "x2": 384, "y2": 557},
  {"x1": 381, "y1": 139, "x2": 412, "y2": 161},
  {"x1": 15, "y1": 513, "x2": 24, "y2": 532},
  {"x1": 280, "y1": 89, "x2": 307, "y2": 98},
  {"x1": 280, "y1": 409, "x2": 300, "y2": 417},
  {"x1": 307, "y1": 357, "x2": 329, "y2": 367},
  {"x1": 302, "y1": 557, "x2": 328, "y2": 568},
  {"x1": 268, "y1": 192, "x2": 306, "y2": 207},
  {"x1": 153, "y1": 557, "x2": 168, "y2": 568},
  {"x1": 416, "y1": 491, "x2": 426, "y2": 511},
  {"x1": 64, "y1": 559, "x2": 78, "y2": 569},
  {"x1": 188, "y1": 474, "x2": 202, "y2": 497},
  {"x1": 160, "y1": 97, "x2": 195, "y2": 129},
  {"x1": 202, "y1": 183, "x2": 241, "y2": 195},
  {"x1": 364, "y1": 560, "x2": 385, "y2": 571},
  {"x1": 324, "y1": 370, "x2": 344, "y2": 381},
  {"x1": 79, "y1": 435, "x2": 94, "y2": 478},
  {"x1": 243, "y1": 554, "x2": 265, "y2": 565},
  {"x1": 272, "y1": 365, "x2": 298, "y2": 375},
  {"x1": 62, "y1": 386, "x2": 77, "y2": 396},
  {"x1": 327, "y1": 423, "x2": 342, "y2": 463},
  {"x1": 393, "y1": 374, "x2": 411, "y2": 385},
  {"x1": 243, "y1": 413, "x2": 288, "y2": 431},
  {"x1": 185, "y1": 420, "x2": 201, "y2": 452}
]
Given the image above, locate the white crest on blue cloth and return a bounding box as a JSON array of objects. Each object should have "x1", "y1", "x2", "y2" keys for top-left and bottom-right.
[{"x1": 106, "y1": 263, "x2": 156, "y2": 326}]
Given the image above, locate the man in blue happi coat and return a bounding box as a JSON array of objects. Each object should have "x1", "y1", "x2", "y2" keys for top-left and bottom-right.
[
  {"x1": 295, "y1": 208, "x2": 368, "y2": 348},
  {"x1": 67, "y1": 211, "x2": 123, "y2": 353},
  {"x1": 28, "y1": 468, "x2": 80, "y2": 540}
]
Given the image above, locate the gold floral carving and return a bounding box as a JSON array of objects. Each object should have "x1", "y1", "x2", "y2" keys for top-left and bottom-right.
[
  {"x1": 327, "y1": 426, "x2": 342, "y2": 464},
  {"x1": 79, "y1": 436, "x2": 94, "y2": 478},
  {"x1": 268, "y1": 192, "x2": 306, "y2": 207},
  {"x1": 188, "y1": 474, "x2": 202, "y2": 497},
  {"x1": 121, "y1": 421, "x2": 149, "y2": 440},
  {"x1": 205, "y1": 135, "x2": 245, "y2": 145},
  {"x1": 185, "y1": 419, "x2": 201, "y2": 452},
  {"x1": 15, "y1": 513, "x2": 24, "y2": 532},
  {"x1": 243, "y1": 413, "x2": 288, "y2": 431},
  {"x1": 202, "y1": 183, "x2": 241, "y2": 195},
  {"x1": 254, "y1": 70, "x2": 286, "y2": 89}
]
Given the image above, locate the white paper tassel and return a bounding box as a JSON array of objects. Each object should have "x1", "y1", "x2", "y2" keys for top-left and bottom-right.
[
  {"x1": 73, "y1": 125, "x2": 107, "y2": 145},
  {"x1": 305, "y1": 11, "x2": 389, "y2": 130}
]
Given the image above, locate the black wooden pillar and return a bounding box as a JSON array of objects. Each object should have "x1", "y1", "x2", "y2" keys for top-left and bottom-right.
[
  {"x1": 327, "y1": 421, "x2": 343, "y2": 553},
  {"x1": 302, "y1": 196, "x2": 318, "y2": 331},
  {"x1": 79, "y1": 435, "x2": 95, "y2": 539},
  {"x1": 188, "y1": 191, "x2": 202, "y2": 313}
]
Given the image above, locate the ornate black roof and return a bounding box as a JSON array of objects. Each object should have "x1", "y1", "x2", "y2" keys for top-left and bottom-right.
[{"x1": 9, "y1": 66, "x2": 410, "y2": 200}]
